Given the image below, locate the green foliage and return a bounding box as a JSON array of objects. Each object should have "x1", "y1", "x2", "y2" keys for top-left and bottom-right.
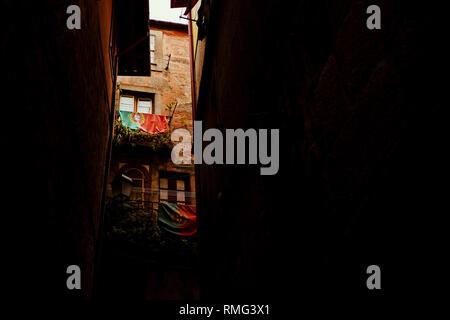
[
  {"x1": 113, "y1": 119, "x2": 173, "y2": 150},
  {"x1": 165, "y1": 102, "x2": 176, "y2": 112},
  {"x1": 105, "y1": 198, "x2": 198, "y2": 265},
  {"x1": 107, "y1": 198, "x2": 160, "y2": 251}
]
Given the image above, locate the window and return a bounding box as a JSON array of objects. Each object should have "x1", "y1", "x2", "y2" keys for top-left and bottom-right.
[
  {"x1": 159, "y1": 172, "x2": 191, "y2": 205},
  {"x1": 159, "y1": 178, "x2": 169, "y2": 203},
  {"x1": 150, "y1": 35, "x2": 156, "y2": 65},
  {"x1": 176, "y1": 180, "x2": 185, "y2": 202},
  {"x1": 118, "y1": 91, "x2": 154, "y2": 114},
  {"x1": 149, "y1": 30, "x2": 163, "y2": 72},
  {"x1": 137, "y1": 98, "x2": 153, "y2": 114},
  {"x1": 119, "y1": 96, "x2": 134, "y2": 112},
  {"x1": 126, "y1": 169, "x2": 145, "y2": 205}
]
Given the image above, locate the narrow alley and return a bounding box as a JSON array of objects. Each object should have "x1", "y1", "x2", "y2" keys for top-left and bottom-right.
[{"x1": 2, "y1": 0, "x2": 447, "y2": 310}]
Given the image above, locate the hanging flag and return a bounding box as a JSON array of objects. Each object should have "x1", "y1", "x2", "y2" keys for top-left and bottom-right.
[
  {"x1": 117, "y1": 110, "x2": 168, "y2": 134},
  {"x1": 158, "y1": 202, "x2": 197, "y2": 236}
]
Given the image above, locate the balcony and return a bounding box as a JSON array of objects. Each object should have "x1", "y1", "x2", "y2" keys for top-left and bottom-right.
[
  {"x1": 113, "y1": 118, "x2": 173, "y2": 151},
  {"x1": 105, "y1": 196, "x2": 197, "y2": 268}
]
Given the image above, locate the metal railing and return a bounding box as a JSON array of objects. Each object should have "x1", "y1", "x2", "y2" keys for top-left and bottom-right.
[
  {"x1": 124, "y1": 199, "x2": 197, "y2": 212},
  {"x1": 130, "y1": 187, "x2": 196, "y2": 199}
]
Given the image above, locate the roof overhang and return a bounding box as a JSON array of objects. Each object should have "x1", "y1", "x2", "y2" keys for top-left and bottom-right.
[
  {"x1": 116, "y1": 0, "x2": 150, "y2": 76},
  {"x1": 170, "y1": 0, "x2": 200, "y2": 14},
  {"x1": 150, "y1": 19, "x2": 189, "y2": 32}
]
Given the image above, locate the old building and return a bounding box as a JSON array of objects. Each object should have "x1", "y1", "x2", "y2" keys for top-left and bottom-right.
[
  {"x1": 99, "y1": 18, "x2": 198, "y2": 300},
  {"x1": 109, "y1": 19, "x2": 195, "y2": 211},
  {"x1": 3, "y1": 0, "x2": 150, "y2": 299}
]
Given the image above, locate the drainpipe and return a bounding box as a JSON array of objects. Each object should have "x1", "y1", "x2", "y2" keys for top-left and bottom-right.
[
  {"x1": 188, "y1": 6, "x2": 203, "y2": 287},
  {"x1": 188, "y1": 11, "x2": 196, "y2": 120}
]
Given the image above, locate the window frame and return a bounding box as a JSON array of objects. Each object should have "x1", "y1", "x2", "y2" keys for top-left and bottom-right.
[
  {"x1": 137, "y1": 97, "x2": 153, "y2": 114},
  {"x1": 149, "y1": 30, "x2": 163, "y2": 71},
  {"x1": 126, "y1": 168, "x2": 145, "y2": 206},
  {"x1": 159, "y1": 177, "x2": 169, "y2": 204},
  {"x1": 119, "y1": 92, "x2": 154, "y2": 114},
  {"x1": 150, "y1": 34, "x2": 156, "y2": 65},
  {"x1": 158, "y1": 172, "x2": 191, "y2": 205},
  {"x1": 119, "y1": 94, "x2": 135, "y2": 112}
]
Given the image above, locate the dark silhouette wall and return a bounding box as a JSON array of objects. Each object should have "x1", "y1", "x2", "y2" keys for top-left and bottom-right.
[
  {"x1": 195, "y1": 0, "x2": 446, "y2": 301},
  {"x1": 3, "y1": 0, "x2": 116, "y2": 299}
]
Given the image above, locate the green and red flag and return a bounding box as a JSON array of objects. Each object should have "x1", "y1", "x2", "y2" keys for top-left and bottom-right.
[
  {"x1": 117, "y1": 110, "x2": 168, "y2": 134},
  {"x1": 158, "y1": 202, "x2": 197, "y2": 236}
]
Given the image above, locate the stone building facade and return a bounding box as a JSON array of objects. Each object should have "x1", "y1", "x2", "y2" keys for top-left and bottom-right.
[
  {"x1": 109, "y1": 19, "x2": 195, "y2": 210},
  {"x1": 102, "y1": 19, "x2": 197, "y2": 300},
  {"x1": 117, "y1": 20, "x2": 194, "y2": 135}
]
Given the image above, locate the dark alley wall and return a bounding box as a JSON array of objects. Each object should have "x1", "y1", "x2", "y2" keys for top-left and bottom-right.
[
  {"x1": 196, "y1": 0, "x2": 446, "y2": 300},
  {"x1": 3, "y1": 1, "x2": 115, "y2": 299}
]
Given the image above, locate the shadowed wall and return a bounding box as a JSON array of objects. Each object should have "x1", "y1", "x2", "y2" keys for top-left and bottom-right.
[{"x1": 195, "y1": 0, "x2": 446, "y2": 301}]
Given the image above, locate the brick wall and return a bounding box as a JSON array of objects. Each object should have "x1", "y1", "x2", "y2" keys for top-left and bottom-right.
[{"x1": 117, "y1": 23, "x2": 193, "y2": 134}]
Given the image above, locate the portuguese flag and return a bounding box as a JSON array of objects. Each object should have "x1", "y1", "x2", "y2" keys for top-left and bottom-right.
[
  {"x1": 117, "y1": 110, "x2": 168, "y2": 134},
  {"x1": 158, "y1": 203, "x2": 197, "y2": 236}
]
